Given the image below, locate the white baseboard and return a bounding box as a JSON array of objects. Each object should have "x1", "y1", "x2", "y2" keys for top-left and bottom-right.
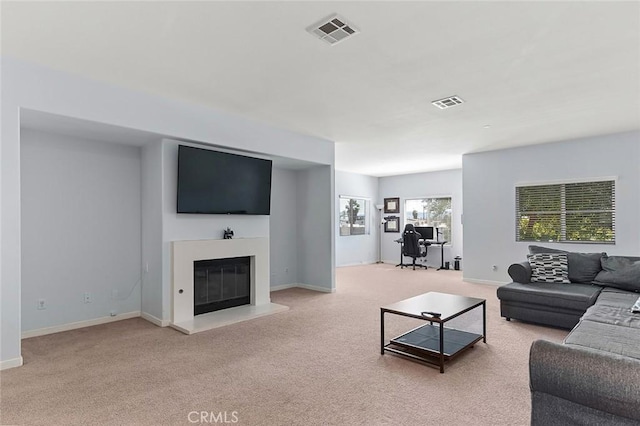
[
  {"x1": 463, "y1": 278, "x2": 507, "y2": 286},
  {"x1": 270, "y1": 283, "x2": 335, "y2": 293},
  {"x1": 295, "y1": 283, "x2": 335, "y2": 293},
  {"x1": 0, "y1": 356, "x2": 23, "y2": 370},
  {"x1": 21, "y1": 311, "x2": 141, "y2": 339},
  {"x1": 270, "y1": 283, "x2": 299, "y2": 292},
  {"x1": 141, "y1": 312, "x2": 170, "y2": 327},
  {"x1": 336, "y1": 261, "x2": 378, "y2": 267}
]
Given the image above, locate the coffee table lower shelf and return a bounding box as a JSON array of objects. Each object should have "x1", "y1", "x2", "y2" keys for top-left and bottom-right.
[{"x1": 384, "y1": 323, "x2": 482, "y2": 368}]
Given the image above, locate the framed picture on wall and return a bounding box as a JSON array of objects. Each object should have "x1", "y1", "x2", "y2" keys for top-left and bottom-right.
[
  {"x1": 384, "y1": 216, "x2": 400, "y2": 232},
  {"x1": 384, "y1": 197, "x2": 400, "y2": 214}
]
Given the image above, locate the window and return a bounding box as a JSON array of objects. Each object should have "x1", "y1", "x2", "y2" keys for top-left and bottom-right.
[
  {"x1": 339, "y1": 196, "x2": 369, "y2": 236},
  {"x1": 516, "y1": 180, "x2": 615, "y2": 243},
  {"x1": 404, "y1": 197, "x2": 452, "y2": 242}
]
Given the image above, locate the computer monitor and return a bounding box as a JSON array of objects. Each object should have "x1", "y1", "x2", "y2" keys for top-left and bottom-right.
[{"x1": 414, "y1": 226, "x2": 434, "y2": 240}]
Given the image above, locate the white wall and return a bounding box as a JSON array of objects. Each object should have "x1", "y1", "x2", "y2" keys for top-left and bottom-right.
[
  {"x1": 270, "y1": 168, "x2": 299, "y2": 288},
  {"x1": 1, "y1": 58, "x2": 335, "y2": 367},
  {"x1": 335, "y1": 170, "x2": 379, "y2": 267},
  {"x1": 379, "y1": 169, "x2": 463, "y2": 268},
  {"x1": 462, "y1": 131, "x2": 640, "y2": 284},
  {"x1": 20, "y1": 130, "x2": 142, "y2": 332}
]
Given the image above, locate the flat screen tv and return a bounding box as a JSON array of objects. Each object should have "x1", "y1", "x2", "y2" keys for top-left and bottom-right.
[{"x1": 177, "y1": 145, "x2": 272, "y2": 215}]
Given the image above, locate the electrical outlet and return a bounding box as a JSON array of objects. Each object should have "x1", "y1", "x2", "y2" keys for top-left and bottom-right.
[
  {"x1": 37, "y1": 298, "x2": 46, "y2": 310},
  {"x1": 83, "y1": 292, "x2": 92, "y2": 303},
  {"x1": 144, "y1": 263, "x2": 149, "y2": 273},
  {"x1": 285, "y1": 267, "x2": 289, "y2": 274}
]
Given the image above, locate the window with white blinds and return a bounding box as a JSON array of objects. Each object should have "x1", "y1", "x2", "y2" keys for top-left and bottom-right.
[{"x1": 516, "y1": 180, "x2": 615, "y2": 243}]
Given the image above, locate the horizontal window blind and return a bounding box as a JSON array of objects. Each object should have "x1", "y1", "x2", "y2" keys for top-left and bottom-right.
[{"x1": 516, "y1": 180, "x2": 615, "y2": 243}]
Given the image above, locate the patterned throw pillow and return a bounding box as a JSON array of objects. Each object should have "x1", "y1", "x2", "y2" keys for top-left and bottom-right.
[{"x1": 527, "y1": 253, "x2": 570, "y2": 283}]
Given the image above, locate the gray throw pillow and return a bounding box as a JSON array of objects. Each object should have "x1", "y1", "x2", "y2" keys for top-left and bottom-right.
[
  {"x1": 594, "y1": 256, "x2": 640, "y2": 292},
  {"x1": 527, "y1": 253, "x2": 570, "y2": 284},
  {"x1": 528, "y1": 245, "x2": 605, "y2": 283},
  {"x1": 529, "y1": 245, "x2": 565, "y2": 255},
  {"x1": 568, "y1": 252, "x2": 606, "y2": 284}
]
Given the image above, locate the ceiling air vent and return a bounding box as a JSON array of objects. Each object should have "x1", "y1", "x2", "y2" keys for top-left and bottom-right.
[
  {"x1": 432, "y1": 96, "x2": 465, "y2": 109},
  {"x1": 307, "y1": 15, "x2": 359, "y2": 45}
]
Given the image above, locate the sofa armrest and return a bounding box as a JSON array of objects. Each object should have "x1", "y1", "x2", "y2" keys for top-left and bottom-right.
[
  {"x1": 530, "y1": 339, "x2": 640, "y2": 422},
  {"x1": 508, "y1": 261, "x2": 532, "y2": 283}
]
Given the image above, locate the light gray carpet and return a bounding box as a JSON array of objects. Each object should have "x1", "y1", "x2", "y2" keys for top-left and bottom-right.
[{"x1": 0, "y1": 265, "x2": 567, "y2": 425}]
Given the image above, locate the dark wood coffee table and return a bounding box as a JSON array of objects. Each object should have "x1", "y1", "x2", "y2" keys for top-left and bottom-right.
[{"x1": 380, "y1": 292, "x2": 486, "y2": 373}]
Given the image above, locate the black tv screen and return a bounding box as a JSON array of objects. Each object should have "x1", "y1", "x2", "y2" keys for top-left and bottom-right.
[
  {"x1": 414, "y1": 226, "x2": 434, "y2": 240},
  {"x1": 177, "y1": 145, "x2": 272, "y2": 215}
]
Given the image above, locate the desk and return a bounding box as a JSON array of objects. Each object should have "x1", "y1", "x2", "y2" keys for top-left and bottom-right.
[
  {"x1": 426, "y1": 240, "x2": 448, "y2": 270},
  {"x1": 394, "y1": 238, "x2": 448, "y2": 270}
]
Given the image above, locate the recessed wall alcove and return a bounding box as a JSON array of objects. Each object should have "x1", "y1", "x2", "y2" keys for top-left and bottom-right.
[{"x1": 3, "y1": 74, "x2": 334, "y2": 369}]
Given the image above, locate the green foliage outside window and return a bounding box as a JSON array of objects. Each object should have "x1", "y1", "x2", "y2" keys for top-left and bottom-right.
[
  {"x1": 405, "y1": 197, "x2": 452, "y2": 242},
  {"x1": 516, "y1": 181, "x2": 615, "y2": 243},
  {"x1": 339, "y1": 197, "x2": 368, "y2": 236}
]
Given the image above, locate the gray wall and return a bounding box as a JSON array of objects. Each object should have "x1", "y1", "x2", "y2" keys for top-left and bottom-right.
[
  {"x1": 20, "y1": 130, "x2": 142, "y2": 332},
  {"x1": 296, "y1": 166, "x2": 335, "y2": 291},
  {"x1": 335, "y1": 170, "x2": 379, "y2": 266},
  {"x1": 270, "y1": 168, "x2": 299, "y2": 287},
  {"x1": 140, "y1": 142, "x2": 164, "y2": 322},
  {"x1": 462, "y1": 131, "x2": 640, "y2": 284},
  {"x1": 378, "y1": 169, "x2": 463, "y2": 268}
]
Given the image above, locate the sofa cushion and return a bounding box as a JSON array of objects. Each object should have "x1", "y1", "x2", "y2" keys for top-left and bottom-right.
[
  {"x1": 580, "y1": 289, "x2": 640, "y2": 329},
  {"x1": 527, "y1": 253, "x2": 570, "y2": 283},
  {"x1": 497, "y1": 282, "x2": 601, "y2": 312},
  {"x1": 593, "y1": 256, "x2": 640, "y2": 292},
  {"x1": 564, "y1": 320, "x2": 640, "y2": 360},
  {"x1": 528, "y1": 245, "x2": 605, "y2": 283},
  {"x1": 594, "y1": 287, "x2": 640, "y2": 309},
  {"x1": 581, "y1": 305, "x2": 640, "y2": 329}
]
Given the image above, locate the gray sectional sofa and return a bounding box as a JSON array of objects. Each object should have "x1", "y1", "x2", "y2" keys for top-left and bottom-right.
[
  {"x1": 497, "y1": 246, "x2": 640, "y2": 425},
  {"x1": 497, "y1": 245, "x2": 609, "y2": 329}
]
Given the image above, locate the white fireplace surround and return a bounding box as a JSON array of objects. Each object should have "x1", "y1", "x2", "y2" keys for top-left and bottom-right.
[{"x1": 171, "y1": 238, "x2": 288, "y2": 334}]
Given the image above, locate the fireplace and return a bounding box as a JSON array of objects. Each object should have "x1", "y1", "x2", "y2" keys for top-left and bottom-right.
[
  {"x1": 194, "y1": 257, "x2": 250, "y2": 315},
  {"x1": 171, "y1": 238, "x2": 288, "y2": 335}
]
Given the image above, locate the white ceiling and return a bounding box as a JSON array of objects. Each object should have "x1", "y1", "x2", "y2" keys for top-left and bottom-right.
[{"x1": 3, "y1": 1, "x2": 639, "y2": 176}]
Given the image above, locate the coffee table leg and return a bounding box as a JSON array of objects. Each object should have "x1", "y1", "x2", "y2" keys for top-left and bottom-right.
[
  {"x1": 482, "y1": 302, "x2": 487, "y2": 343},
  {"x1": 439, "y1": 322, "x2": 445, "y2": 373},
  {"x1": 380, "y1": 310, "x2": 385, "y2": 355}
]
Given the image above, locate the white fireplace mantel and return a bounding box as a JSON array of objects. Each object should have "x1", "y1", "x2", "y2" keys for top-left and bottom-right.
[{"x1": 171, "y1": 238, "x2": 287, "y2": 334}]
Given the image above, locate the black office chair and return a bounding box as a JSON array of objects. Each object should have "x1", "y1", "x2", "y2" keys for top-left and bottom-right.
[{"x1": 401, "y1": 224, "x2": 428, "y2": 270}]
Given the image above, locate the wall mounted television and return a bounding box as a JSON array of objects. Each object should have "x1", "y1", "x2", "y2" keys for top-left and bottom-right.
[{"x1": 177, "y1": 145, "x2": 272, "y2": 215}]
